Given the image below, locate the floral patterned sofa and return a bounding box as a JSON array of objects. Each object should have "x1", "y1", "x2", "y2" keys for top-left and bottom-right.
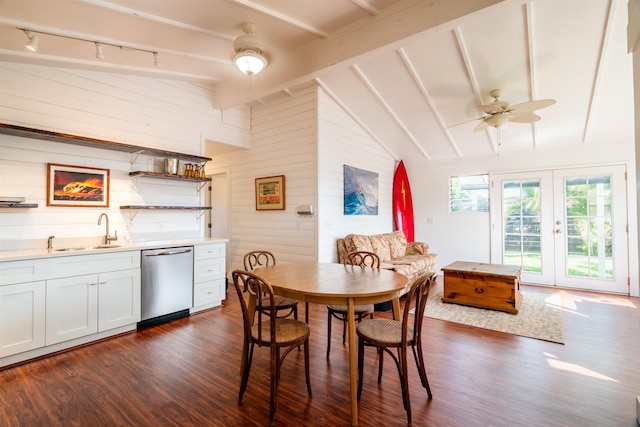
[{"x1": 336, "y1": 230, "x2": 438, "y2": 287}]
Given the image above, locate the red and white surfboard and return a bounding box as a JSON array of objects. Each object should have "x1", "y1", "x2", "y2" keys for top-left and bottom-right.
[{"x1": 392, "y1": 160, "x2": 414, "y2": 242}]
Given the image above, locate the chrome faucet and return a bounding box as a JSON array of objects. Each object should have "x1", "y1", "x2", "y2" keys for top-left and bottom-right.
[
  {"x1": 98, "y1": 213, "x2": 118, "y2": 245},
  {"x1": 47, "y1": 235, "x2": 55, "y2": 250}
]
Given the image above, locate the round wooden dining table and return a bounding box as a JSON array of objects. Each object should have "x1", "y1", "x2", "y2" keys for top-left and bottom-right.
[{"x1": 253, "y1": 262, "x2": 409, "y2": 427}]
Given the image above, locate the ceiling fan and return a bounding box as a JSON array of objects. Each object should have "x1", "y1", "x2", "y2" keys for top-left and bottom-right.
[{"x1": 474, "y1": 89, "x2": 556, "y2": 132}]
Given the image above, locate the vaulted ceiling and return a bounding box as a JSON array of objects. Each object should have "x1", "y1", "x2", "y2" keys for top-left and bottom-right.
[{"x1": 0, "y1": 0, "x2": 634, "y2": 163}]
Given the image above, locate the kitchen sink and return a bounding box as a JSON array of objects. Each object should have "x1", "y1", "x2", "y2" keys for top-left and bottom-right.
[{"x1": 55, "y1": 245, "x2": 122, "y2": 252}]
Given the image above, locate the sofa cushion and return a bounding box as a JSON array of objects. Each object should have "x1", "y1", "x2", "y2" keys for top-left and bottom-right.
[
  {"x1": 344, "y1": 233, "x2": 373, "y2": 253},
  {"x1": 369, "y1": 234, "x2": 391, "y2": 261},
  {"x1": 406, "y1": 242, "x2": 427, "y2": 255},
  {"x1": 386, "y1": 230, "x2": 408, "y2": 259}
]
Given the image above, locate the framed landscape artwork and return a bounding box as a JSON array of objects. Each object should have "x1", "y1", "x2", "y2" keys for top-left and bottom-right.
[
  {"x1": 47, "y1": 163, "x2": 110, "y2": 207},
  {"x1": 255, "y1": 175, "x2": 285, "y2": 210}
]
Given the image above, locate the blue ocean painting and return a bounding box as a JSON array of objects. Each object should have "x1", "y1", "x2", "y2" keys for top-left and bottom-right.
[{"x1": 344, "y1": 165, "x2": 378, "y2": 215}]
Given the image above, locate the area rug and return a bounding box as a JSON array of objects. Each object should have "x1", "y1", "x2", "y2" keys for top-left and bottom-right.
[{"x1": 420, "y1": 291, "x2": 564, "y2": 344}]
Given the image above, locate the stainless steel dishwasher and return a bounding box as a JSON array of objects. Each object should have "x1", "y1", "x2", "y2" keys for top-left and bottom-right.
[{"x1": 139, "y1": 246, "x2": 194, "y2": 330}]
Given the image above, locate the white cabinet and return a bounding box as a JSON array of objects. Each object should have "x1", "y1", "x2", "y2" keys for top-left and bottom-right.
[
  {"x1": 46, "y1": 274, "x2": 99, "y2": 345},
  {"x1": 45, "y1": 268, "x2": 140, "y2": 346},
  {"x1": 192, "y1": 243, "x2": 226, "y2": 312},
  {"x1": 45, "y1": 252, "x2": 141, "y2": 346},
  {"x1": 0, "y1": 280, "x2": 46, "y2": 358},
  {"x1": 0, "y1": 258, "x2": 47, "y2": 358},
  {"x1": 99, "y1": 269, "x2": 141, "y2": 332}
]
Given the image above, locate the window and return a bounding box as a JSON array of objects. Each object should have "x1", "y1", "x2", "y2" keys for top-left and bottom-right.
[{"x1": 450, "y1": 174, "x2": 489, "y2": 212}]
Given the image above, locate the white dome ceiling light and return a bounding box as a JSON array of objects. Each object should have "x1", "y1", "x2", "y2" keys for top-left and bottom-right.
[{"x1": 233, "y1": 22, "x2": 268, "y2": 76}]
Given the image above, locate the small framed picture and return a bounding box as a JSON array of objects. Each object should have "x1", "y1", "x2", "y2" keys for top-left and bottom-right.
[
  {"x1": 47, "y1": 163, "x2": 110, "y2": 207},
  {"x1": 255, "y1": 175, "x2": 285, "y2": 210}
]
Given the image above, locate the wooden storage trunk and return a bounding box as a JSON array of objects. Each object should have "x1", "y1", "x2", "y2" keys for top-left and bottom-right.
[{"x1": 441, "y1": 261, "x2": 522, "y2": 314}]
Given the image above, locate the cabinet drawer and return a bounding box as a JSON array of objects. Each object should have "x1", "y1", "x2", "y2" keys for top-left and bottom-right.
[
  {"x1": 194, "y1": 258, "x2": 225, "y2": 282},
  {"x1": 193, "y1": 279, "x2": 225, "y2": 307},
  {"x1": 0, "y1": 259, "x2": 47, "y2": 285},
  {"x1": 46, "y1": 251, "x2": 141, "y2": 278},
  {"x1": 194, "y1": 244, "x2": 224, "y2": 260}
]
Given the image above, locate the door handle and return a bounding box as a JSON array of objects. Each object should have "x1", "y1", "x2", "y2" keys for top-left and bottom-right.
[{"x1": 144, "y1": 249, "x2": 193, "y2": 256}]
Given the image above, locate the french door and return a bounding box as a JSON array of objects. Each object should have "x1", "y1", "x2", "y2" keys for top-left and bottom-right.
[{"x1": 490, "y1": 165, "x2": 628, "y2": 294}]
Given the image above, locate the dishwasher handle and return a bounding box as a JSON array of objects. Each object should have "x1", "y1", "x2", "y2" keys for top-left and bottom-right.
[{"x1": 144, "y1": 248, "x2": 193, "y2": 257}]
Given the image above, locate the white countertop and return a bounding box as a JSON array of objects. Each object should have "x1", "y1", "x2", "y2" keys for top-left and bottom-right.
[{"x1": 0, "y1": 238, "x2": 228, "y2": 262}]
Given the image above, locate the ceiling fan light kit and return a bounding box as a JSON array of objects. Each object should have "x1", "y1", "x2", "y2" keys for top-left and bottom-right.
[
  {"x1": 474, "y1": 88, "x2": 556, "y2": 132},
  {"x1": 233, "y1": 22, "x2": 268, "y2": 75}
]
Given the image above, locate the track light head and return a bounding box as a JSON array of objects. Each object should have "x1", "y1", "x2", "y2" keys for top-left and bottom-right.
[
  {"x1": 95, "y1": 42, "x2": 104, "y2": 59},
  {"x1": 24, "y1": 30, "x2": 39, "y2": 52}
]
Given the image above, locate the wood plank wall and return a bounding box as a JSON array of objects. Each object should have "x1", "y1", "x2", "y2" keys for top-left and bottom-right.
[
  {"x1": 0, "y1": 63, "x2": 249, "y2": 249},
  {"x1": 316, "y1": 89, "x2": 397, "y2": 262},
  {"x1": 211, "y1": 87, "x2": 318, "y2": 271}
]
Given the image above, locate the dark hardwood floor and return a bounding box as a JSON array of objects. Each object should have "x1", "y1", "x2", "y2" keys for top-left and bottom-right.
[{"x1": 1, "y1": 281, "x2": 638, "y2": 427}]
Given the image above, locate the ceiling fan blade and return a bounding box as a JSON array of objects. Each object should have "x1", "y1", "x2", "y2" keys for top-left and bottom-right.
[
  {"x1": 508, "y1": 112, "x2": 541, "y2": 123},
  {"x1": 510, "y1": 99, "x2": 556, "y2": 112},
  {"x1": 474, "y1": 120, "x2": 490, "y2": 132},
  {"x1": 446, "y1": 116, "x2": 486, "y2": 129}
]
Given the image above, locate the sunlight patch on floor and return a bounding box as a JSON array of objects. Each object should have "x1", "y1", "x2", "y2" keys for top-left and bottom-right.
[
  {"x1": 543, "y1": 291, "x2": 637, "y2": 318},
  {"x1": 544, "y1": 352, "x2": 619, "y2": 382}
]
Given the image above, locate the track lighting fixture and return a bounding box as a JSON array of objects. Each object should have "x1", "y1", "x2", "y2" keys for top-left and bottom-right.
[
  {"x1": 23, "y1": 30, "x2": 39, "y2": 52},
  {"x1": 233, "y1": 23, "x2": 268, "y2": 75},
  {"x1": 95, "y1": 42, "x2": 104, "y2": 59},
  {"x1": 18, "y1": 27, "x2": 160, "y2": 67}
]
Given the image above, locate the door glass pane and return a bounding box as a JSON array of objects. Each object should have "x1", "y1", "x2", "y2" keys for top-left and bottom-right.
[
  {"x1": 502, "y1": 180, "x2": 542, "y2": 273},
  {"x1": 564, "y1": 175, "x2": 613, "y2": 279}
]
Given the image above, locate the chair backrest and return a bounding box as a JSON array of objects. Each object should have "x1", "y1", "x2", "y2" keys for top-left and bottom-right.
[
  {"x1": 345, "y1": 251, "x2": 380, "y2": 269},
  {"x1": 244, "y1": 251, "x2": 276, "y2": 270},
  {"x1": 232, "y1": 269, "x2": 277, "y2": 345},
  {"x1": 401, "y1": 273, "x2": 433, "y2": 345}
]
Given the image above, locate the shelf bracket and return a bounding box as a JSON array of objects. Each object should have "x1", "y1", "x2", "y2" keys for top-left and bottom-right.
[
  {"x1": 130, "y1": 150, "x2": 146, "y2": 165},
  {"x1": 196, "y1": 210, "x2": 207, "y2": 220},
  {"x1": 197, "y1": 181, "x2": 208, "y2": 192},
  {"x1": 126, "y1": 209, "x2": 140, "y2": 222}
]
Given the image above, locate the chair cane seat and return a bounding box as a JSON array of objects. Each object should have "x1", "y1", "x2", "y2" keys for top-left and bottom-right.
[
  {"x1": 327, "y1": 304, "x2": 374, "y2": 314},
  {"x1": 356, "y1": 319, "x2": 414, "y2": 347},
  {"x1": 251, "y1": 319, "x2": 311, "y2": 345}
]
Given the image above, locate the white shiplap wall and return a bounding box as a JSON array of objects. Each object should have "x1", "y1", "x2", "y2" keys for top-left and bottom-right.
[
  {"x1": 317, "y1": 88, "x2": 396, "y2": 263},
  {"x1": 211, "y1": 86, "x2": 318, "y2": 271},
  {"x1": 0, "y1": 62, "x2": 250, "y2": 250}
]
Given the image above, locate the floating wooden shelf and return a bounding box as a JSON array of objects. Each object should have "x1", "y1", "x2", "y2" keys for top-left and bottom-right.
[
  {"x1": 120, "y1": 205, "x2": 211, "y2": 210},
  {"x1": 0, "y1": 203, "x2": 39, "y2": 209},
  {"x1": 129, "y1": 171, "x2": 210, "y2": 182},
  {"x1": 0, "y1": 123, "x2": 212, "y2": 163}
]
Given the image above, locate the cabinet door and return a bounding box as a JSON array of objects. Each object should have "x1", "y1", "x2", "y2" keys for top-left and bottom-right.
[
  {"x1": 46, "y1": 274, "x2": 99, "y2": 345},
  {"x1": 0, "y1": 281, "x2": 46, "y2": 357},
  {"x1": 98, "y1": 269, "x2": 141, "y2": 332}
]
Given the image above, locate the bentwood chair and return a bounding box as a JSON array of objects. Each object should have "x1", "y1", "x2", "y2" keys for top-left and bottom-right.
[
  {"x1": 243, "y1": 250, "x2": 300, "y2": 320},
  {"x1": 356, "y1": 273, "x2": 434, "y2": 423},
  {"x1": 326, "y1": 251, "x2": 379, "y2": 358},
  {"x1": 232, "y1": 270, "x2": 312, "y2": 426}
]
